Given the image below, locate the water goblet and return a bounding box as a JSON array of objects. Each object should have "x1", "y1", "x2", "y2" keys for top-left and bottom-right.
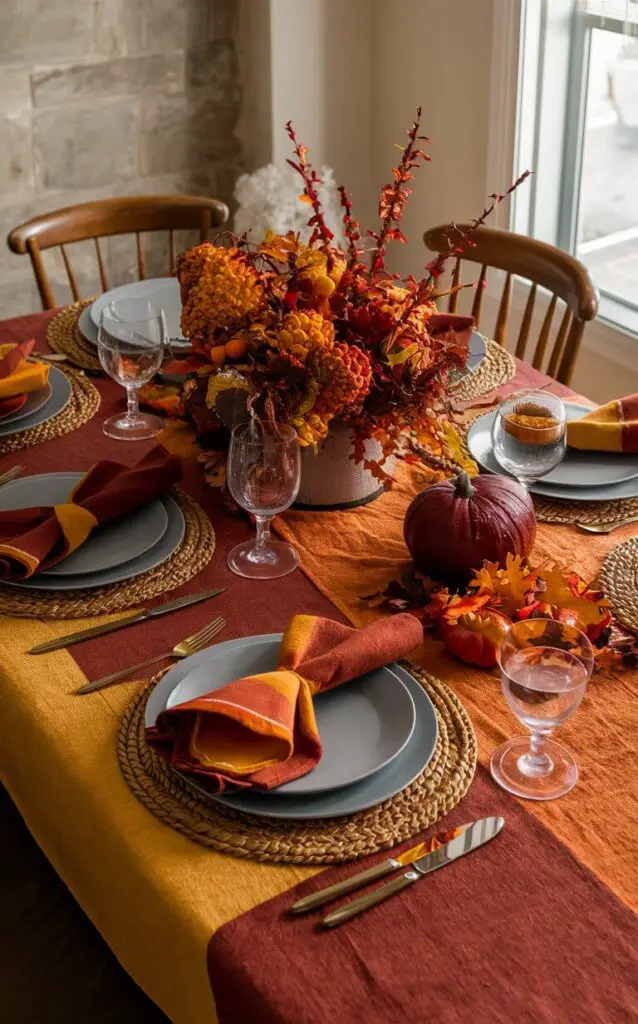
[
  {"x1": 226, "y1": 421, "x2": 301, "y2": 579},
  {"x1": 491, "y1": 618, "x2": 594, "y2": 800},
  {"x1": 98, "y1": 298, "x2": 166, "y2": 441},
  {"x1": 491, "y1": 389, "x2": 566, "y2": 488}
]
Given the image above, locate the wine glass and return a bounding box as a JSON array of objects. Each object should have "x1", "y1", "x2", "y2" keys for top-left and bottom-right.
[
  {"x1": 491, "y1": 618, "x2": 594, "y2": 800},
  {"x1": 226, "y1": 421, "x2": 301, "y2": 579},
  {"x1": 491, "y1": 389, "x2": 566, "y2": 487},
  {"x1": 98, "y1": 298, "x2": 166, "y2": 441}
]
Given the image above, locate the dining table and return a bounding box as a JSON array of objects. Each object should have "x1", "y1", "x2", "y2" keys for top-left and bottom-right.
[{"x1": 1, "y1": 306, "x2": 637, "y2": 1024}]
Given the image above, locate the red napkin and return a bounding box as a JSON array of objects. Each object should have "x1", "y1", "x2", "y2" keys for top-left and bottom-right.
[
  {"x1": 0, "y1": 338, "x2": 35, "y2": 378},
  {"x1": 146, "y1": 613, "x2": 424, "y2": 792},
  {"x1": 0, "y1": 394, "x2": 27, "y2": 419},
  {"x1": 0, "y1": 446, "x2": 182, "y2": 580}
]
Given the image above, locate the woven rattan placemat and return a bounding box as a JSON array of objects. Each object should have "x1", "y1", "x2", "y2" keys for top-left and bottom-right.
[
  {"x1": 451, "y1": 339, "x2": 516, "y2": 403},
  {"x1": 0, "y1": 490, "x2": 214, "y2": 619},
  {"x1": 599, "y1": 536, "x2": 638, "y2": 634},
  {"x1": 534, "y1": 495, "x2": 638, "y2": 528},
  {"x1": 0, "y1": 367, "x2": 100, "y2": 455},
  {"x1": 117, "y1": 663, "x2": 477, "y2": 864},
  {"x1": 46, "y1": 300, "x2": 102, "y2": 372}
]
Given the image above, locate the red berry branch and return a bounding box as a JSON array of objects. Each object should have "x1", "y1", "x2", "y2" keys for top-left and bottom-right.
[
  {"x1": 369, "y1": 106, "x2": 431, "y2": 276},
  {"x1": 285, "y1": 121, "x2": 334, "y2": 255},
  {"x1": 337, "y1": 184, "x2": 363, "y2": 268}
]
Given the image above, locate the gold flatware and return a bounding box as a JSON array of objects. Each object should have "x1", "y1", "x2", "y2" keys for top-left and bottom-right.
[
  {"x1": 36, "y1": 352, "x2": 68, "y2": 363},
  {"x1": 29, "y1": 588, "x2": 226, "y2": 654},
  {"x1": 321, "y1": 817, "x2": 505, "y2": 928},
  {"x1": 290, "y1": 824, "x2": 471, "y2": 915},
  {"x1": 76, "y1": 615, "x2": 226, "y2": 694},
  {"x1": 0, "y1": 464, "x2": 24, "y2": 486},
  {"x1": 578, "y1": 517, "x2": 638, "y2": 534}
]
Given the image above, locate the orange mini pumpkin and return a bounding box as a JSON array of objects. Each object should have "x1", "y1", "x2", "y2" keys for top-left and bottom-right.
[{"x1": 438, "y1": 609, "x2": 511, "y2": 668}]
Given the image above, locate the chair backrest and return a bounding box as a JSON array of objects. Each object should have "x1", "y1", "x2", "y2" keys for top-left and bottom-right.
[
  {"x1": 7, "y1": 194, "x2": 229, "y2": 311},
  {"x1": 423, "y1": 224, "x2": 599, "y2": 385}
]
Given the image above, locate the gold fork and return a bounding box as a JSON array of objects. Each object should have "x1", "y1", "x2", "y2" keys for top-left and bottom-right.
[
  {"x1": 0, "y1": 464, "x2": 24, "y2": 487},
  {"x1": 578, "y1": 516, "x2": 638, "y2": 534},
  {"x1": 76, "y1": 616, "x2": 226, "y2": 694}
]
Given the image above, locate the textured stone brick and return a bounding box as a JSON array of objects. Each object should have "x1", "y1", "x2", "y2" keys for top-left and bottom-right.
[
  {"x1": 139, "y1": 91, "x2": 240, "y2": 177},
  {"x1": 122, "y1": 0, "x2": 214, "y2": 53},
  {"x1": 31, "y1": 53, "x2": 185, "y2": 108},
  {"x1": 0, "y1": 0, "x2": 95, "y2": 64},
  {"x1": 33, "y1": 100, "x2": 137, "y2": 190},
  {"x1": 0, "y1": 113, "x2": 33, "y2": 194},
  {"x1": 0, "y1": 69, "x2": 32, "y2": 114},
  {"x1": 186, "y1": 39, "x2": 240, "y2": 101}
]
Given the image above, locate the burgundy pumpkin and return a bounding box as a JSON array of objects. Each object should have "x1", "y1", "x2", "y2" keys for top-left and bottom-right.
[{"x1": 404, "y1": 472, "x2": 536, "y2": 583}]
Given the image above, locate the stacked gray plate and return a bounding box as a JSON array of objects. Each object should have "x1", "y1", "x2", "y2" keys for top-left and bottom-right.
[
  {"x1": 79, "y1": 278, "x2": 190, "y2": 350},
  {"x1": 0, "y1": 367, "x2": 71, "y2": 438},
  {"x1": 145, "y1": 633, "x2": 439, "y2": 820},
  {"x1": 466, "y1": 400, "x2": 638, "y2": 501},
  {"x1": 0, "y1": 472, "x2": 185, "y2": 591}
]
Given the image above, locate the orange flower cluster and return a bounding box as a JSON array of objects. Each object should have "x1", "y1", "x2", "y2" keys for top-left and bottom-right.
[{"x1": 175, "y1": 110, "x2": 528, "y2": 480}]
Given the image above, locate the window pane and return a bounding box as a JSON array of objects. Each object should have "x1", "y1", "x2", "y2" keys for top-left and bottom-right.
[{"x1": 577, "y1": 27, "x2": 638, "y2": 311}]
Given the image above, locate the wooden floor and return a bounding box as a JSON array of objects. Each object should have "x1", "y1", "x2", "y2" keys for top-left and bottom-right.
[{"x1": 0, "y1": 786, "x2": 170, "y2": 1024}]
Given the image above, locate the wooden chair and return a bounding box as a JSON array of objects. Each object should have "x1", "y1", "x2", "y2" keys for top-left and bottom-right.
[
  {"x1": 423, "y1": 224, "x2": 599, "y2": 385},
  {"x1": 7, "y1": 194, "x2": 229, "y2": 311}
]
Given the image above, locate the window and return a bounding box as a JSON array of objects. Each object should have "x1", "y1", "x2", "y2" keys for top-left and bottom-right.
[{"x1": 515, "y1": 0, "x2": 638, "y2": 335}]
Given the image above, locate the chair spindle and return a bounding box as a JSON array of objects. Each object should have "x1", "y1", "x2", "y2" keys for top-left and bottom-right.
[
  {"x1": 470, "y1": 265, "x2": 487, "y2": 328},
  {"x1": 169, "y1": 230, "x2": 176, "y2": 275},
  {"x1": 27, "y1": 239, "x2": 56, "y2": 310},
  {"x1": 136, "y1": 233, "x2": 146, "y2": 280},
  {"x1": 448, "y1": 258, "x2": 461, "y2": 313},
  {"x1": 515, "y1": 283, "x2": 537, "y2": 360},
  {"x1": 94, "y1": 237, "x2": 110, "y2": 292},
  {"x1": 546, "y1": 306, "x2": 571, "y2": 378},
  {"x1": 531, "y1": 295, "x2": 557, "y2": 370},
  {"x1": 494, "y1": 272, "x2": 512, "y2": 348},
  {"x1": 60, "y1": 244, "x2": 80, "y2": 302}
]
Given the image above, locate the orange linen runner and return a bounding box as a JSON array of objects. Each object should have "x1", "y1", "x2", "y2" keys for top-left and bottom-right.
[{"x1": 274, "y1": 461, "x2": 638, "y2": 911}]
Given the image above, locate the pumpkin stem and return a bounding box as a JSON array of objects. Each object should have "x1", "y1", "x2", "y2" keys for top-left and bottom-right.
[{"x1": 455, "y1": 471, "x2": 475, "y2": 500}]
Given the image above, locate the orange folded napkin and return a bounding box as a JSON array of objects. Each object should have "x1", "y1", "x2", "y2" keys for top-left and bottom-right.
[
  {"x1": 0, "y1": 446, "x2": 182, "y2": 580},
  {"x1": 146, "y1": 612, "x2": 424, "y2": 792},
  {"x1": 0, "y1": 340, "x2": 49, "y2": 400},
  {"x1": 567, "y1": 394, "x2": 638, "y2": 453}
]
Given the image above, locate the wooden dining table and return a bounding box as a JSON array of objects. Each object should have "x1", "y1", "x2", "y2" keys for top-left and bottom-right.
[{"x1": 1, "y1": 308, "x2": 637, "y2": 1024}]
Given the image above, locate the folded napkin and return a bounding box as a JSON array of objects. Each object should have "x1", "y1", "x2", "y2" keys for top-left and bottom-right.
[
  {"x1": 0, "y1": 340, "x2": 49, "y2": 400},
  {"x1": 0, "y1": 446, "x2": 182, "y2": 580},
  {"x1": 0, "y1": 393, "x2": 27, "y2": 418},
  {"x1": 147, "y1": 613, "x2": 423, "y2": 792},
  {"x1": 567, "y1": 394, "x2": 638, "y2": 453}
]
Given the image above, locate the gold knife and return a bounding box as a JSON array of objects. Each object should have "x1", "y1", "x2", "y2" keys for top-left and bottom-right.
[
  {"x1": 290, "y1": 823, "x2": 471, "y2": 915},
  {"x1": 28, "y1": 588, "x2": 226, "y2": 654}
]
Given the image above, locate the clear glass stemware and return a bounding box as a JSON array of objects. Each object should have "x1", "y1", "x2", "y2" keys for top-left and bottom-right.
[
  {"x1": 491, "y1": 618, "x2": 594, "y2": 800},
  {"x1": 98, "y1": 298, "x2": 166, "y2": 441},
  {"x1": 491, "y1": 389, "x2": 567, "y2": 487},
  {"x1": 226, "y1": 421, "x2": 301, "y2": 579}
]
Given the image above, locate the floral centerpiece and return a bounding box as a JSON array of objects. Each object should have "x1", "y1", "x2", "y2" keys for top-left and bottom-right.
[{"x1": 167, "y1": 109, "x2": 528, "y2": 505}]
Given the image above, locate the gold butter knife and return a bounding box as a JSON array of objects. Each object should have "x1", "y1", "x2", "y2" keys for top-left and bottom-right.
[
  {"x1": 28, "y1": 588, "x2": 226, "y2": 654},
  {"x1": 290, "y1": 823, "x2": 471, "y2": 915}
]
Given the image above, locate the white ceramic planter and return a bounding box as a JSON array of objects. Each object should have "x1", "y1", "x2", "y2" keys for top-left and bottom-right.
[{"x1": 295, "y1": 423, "x2": 394, "y2": 510}]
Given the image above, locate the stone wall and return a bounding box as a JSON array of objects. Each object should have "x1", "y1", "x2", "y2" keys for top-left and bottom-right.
[{"x1": 0, "y1": 0, "x2": 243, "y2": 317}]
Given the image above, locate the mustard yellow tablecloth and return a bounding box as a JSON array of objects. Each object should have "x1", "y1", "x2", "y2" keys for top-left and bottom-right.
[{"x1": 0, "y1": 615, "x2": 319, "y2": 1024}]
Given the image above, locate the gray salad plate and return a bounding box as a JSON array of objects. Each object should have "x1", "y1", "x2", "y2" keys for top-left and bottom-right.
[
  {"x1": 0, "y1": 367, "x2": 71, "y2": 438},
  {"x1": 0, "y1": 382, "x2": 52, "y2": 425},
  {"x1": 1, "y1": 492, "x2": 184, "y2": 591},
  {"x1": 0, "y1": 472, "x2": 170, "y2": 578},
  {"x1": 145, "y1": 634, "x2": 439, "y2": 820},
  {"x1": 467, "y1": 401, "x2": 638, "y2": 495}
]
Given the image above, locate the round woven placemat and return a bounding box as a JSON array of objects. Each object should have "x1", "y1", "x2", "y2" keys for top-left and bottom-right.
[
  {"x1": 0, "y1": 367, "x2": 100, "y2": 455},
  {"x1": 46, "y1": 299, "x2": 102, "y2": 372},
  {"x1": 599, "y1": 536, "x2": 638, "y2": 634},
  {"x1": 0, "y1": 490, "x2": 214, "y2": 619},
  {"x1": 117, "y1": 662, "x2": 477, "y2": 864},
  {"x1": 533, "y1": 495, "x2": 638, "y2": 527},
  {"x1": 451, "y1": 339, "x2": 516, "y2": 402}
]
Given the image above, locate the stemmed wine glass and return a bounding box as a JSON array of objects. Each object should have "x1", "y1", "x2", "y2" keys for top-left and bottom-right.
[
  {"x1": 98, "y1": 298, "x2": 166, "y2": 441},
  {"x1": 491, "y1": 618, "x2": 594, "y2": 800},
  {"x1": 226, "y1": 421, "x2": 301, "y2": 579},
  {"x1": 491, "y1": 389, "x2": 566, "y2": 488}
]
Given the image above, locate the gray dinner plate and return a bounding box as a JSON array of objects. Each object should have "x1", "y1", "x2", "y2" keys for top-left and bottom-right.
[
  {"x1": 1, "y1": 493, "x2": 184, "y2": 591},
  {"x1": 467, "y1": 401, "x2": 638, "y2": 492},
  {"x1": 165, "y1": 643, "x2": 416, "y2": 796},
  {"x1": 78, "y1": 305, "x2": 99, "y2": 346},
  {"x1": 0, "y1": 472, "x2": 170, "y2": 578},
  {"x1": 467, "y1": 329, "x2": 487, "y2": 372},
  {"x1": 145, "y1": 635, "x2": 439, "y2": 820},
  {"x1": 0, "y1": 367, "x2": 71, "y2": 438},
  {"x1": 0, "y1": 382, "x2": 52, "y2": 425},
  {"x1": 89, "y1": 278, "x2": 190, "y2": 345}
]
